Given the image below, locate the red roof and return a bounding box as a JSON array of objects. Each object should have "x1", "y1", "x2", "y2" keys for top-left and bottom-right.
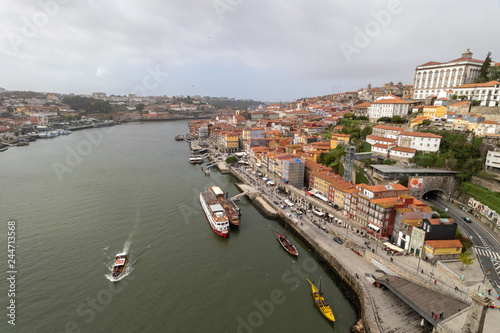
[{"x1": 372, "y1": 98, "x2": 408, "y2": 105}]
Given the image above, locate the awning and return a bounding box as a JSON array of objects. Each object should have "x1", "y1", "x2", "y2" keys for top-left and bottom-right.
[
  {"x1": 314, "y1": 193, "x2": 328, "y2": 202},
  {"x1": 383, "y1": 242, "x2": 404, "y2": 253},
  {"x1": 368, "y1": 223, "x2": 380, "y2": 231},
  {"x1": 255, "y1": 163, "x2": 261, "y2": 167}
]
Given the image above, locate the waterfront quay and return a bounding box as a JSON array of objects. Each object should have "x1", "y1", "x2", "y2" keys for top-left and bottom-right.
[{"x1": 207, "y1": 150, "x2": 500, "y2": 332}]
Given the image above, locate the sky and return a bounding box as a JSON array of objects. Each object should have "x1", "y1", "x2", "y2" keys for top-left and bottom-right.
[{"x1": 1, "y1": 0, "x2": 500, "y2": 102}]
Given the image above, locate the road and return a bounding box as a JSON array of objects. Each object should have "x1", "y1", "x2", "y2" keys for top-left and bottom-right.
[{"x1": 425, "y1": 194, "x2": 500, "y2": 295}]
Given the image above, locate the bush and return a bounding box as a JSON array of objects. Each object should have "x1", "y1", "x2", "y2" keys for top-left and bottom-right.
[
  {"x1": 383, "y1": 159, "x2": 397, "y2": 165},
  {"x1": 226, "y1": 156, "x2": 238, "y2": 164}
]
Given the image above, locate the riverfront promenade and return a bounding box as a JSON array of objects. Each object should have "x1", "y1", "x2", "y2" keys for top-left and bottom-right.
[{"x1": 224, "y1": 161, "x2": 500, "y2": 333}]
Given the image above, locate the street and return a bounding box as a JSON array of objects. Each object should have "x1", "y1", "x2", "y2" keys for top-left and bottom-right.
[{"x1": 425, "y1": 194, "x2": 500, "y2": 294}]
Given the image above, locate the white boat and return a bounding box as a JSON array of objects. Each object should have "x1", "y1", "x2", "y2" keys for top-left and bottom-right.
[
  {"x1": 39, "y1": 131, "x2": 55, "y2": 138},
  {"x1": 199, "y1": 190, "x2": 229, "y2": 238},
  {"x1": 111, "y1": 252, "x2": 128, "y2": 280}
]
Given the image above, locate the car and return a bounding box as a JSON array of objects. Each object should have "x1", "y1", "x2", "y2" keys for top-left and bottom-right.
[
  {"x1": 463, "y1": 217, "x2": 472, "y2": 223},
  {"x1": 333, "y1": 237, "x2": 343, "y2": 244},
  {"x1": 273, "y1": 201, "x2": 279, "y2": 205}
]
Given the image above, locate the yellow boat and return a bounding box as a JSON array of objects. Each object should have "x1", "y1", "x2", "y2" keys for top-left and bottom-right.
[{"x1": 306, "y1": 278, "x2": 335, "y2": 322}]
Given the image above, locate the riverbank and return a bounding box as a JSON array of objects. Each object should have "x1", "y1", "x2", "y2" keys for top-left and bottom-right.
[{"x1": 224, "y1": 162, "x2": 500, "y2": 333}]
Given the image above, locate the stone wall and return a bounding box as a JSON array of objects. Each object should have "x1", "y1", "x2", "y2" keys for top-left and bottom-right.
[
  {"x1": 471, "y1": 176, "x2": 500, "y2": 194},
  {"x1": 469, "y1": 106, "x2": 500, "y2": 122},
  {"x1": 279, "y1": 211, "x2": 378, "y2": 333},
  {"x1": 408, "y1": 176, "x2": 460, "y2": 199}
]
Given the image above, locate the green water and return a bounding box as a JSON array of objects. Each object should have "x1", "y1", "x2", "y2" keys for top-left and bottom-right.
[{"x1": 0, "y1": 121, "x2": 357, "y2": 332}]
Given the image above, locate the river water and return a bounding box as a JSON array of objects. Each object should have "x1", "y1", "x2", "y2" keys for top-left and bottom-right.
[{"x1": 0, "y1": 121, "x2": 357, "y2": 332}]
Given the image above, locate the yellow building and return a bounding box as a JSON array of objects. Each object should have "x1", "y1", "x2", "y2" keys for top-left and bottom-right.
[
  {"x1": 222, "y1": 131, "x2": 239, "y2": 153},
  {"x1": 330, "y1": 133, "x2": 350, "y2": 149},
  {"x1": 422, "y1": 105, "x2": 447, "y2": 120},
  {"x1": 410, "y1": 116, "x2": 428, "y2": 129},
  {"x1": 423, "y1": 239, "x2": 463, "y2": 264}
]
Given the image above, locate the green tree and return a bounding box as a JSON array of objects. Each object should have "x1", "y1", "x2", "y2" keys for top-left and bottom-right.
[
  {"x1": 489, "y1": 65, "x2": 500, "y2": 81},
  {"x1": 136, "y1": 103, "x2": 145, "y2": 111},
  {"x1": 476, "y1": 52, "x2": 492, "y2": 83},
  {"x1": 225, "y1": 156, "x2": 238, "y2": 164},
  {"x1": 450, "y1": 94, "x2": 458, "y2": 100},
  {"x1": 360, "y1": 126, "x2": 372, "y2": 139},
  {"x1": 422, "y1": 119, "x2": 431, "y2": 126},
  {"x1": 459, "y1": 249, "x2": 476, "y2": 270},
  {"x1": 377, "y1": 117, "x2": 392, "y2": 123}
]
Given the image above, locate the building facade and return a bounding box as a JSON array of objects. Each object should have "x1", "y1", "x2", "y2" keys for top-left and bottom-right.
[{"x1": 412, "y1": 49, "x2": 485, "y2": 100}]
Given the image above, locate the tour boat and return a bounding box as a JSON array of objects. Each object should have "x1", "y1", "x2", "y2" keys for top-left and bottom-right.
[
  {"x1": 276, "y1": 231, "x2": 298, "y2": 256},
  {"x1": 210, "y1": 186, "x2": 240, "y2": 227},
  {"x1": 306, "y1": 278, "x2": 335, "y2": 322},
  {"x1": 111, "y1": 253, "x2": 128, "y2": 280},
  {"x1": 200, "y1": 189, "x2": 229, "y2": 238}
]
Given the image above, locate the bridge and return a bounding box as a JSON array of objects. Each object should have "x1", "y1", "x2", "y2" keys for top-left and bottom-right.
[
  {"x1": 370, "y1": 165, "x2": 459, "y2": 199},
  {"x1": 374, "y1": 275, "x2": 468, "y2": 327}
]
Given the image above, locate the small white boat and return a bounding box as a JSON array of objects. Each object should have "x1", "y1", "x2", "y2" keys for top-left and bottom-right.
[{"x1": 111, "y1": 253, "x2": 128, "y2": 280}]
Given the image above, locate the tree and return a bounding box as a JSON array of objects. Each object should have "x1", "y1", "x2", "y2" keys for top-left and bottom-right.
[
  {"x1": 225, "y1": 156, "x2": 238, "y2": 164},
  {"x1": 377, "y1": 117, "x2": 392, "y2": 123},
  {"x1": 489, "y1": 65, "x2": 500, "y2": 81},
  {"x1": 459, "y1": 249, "x2": 476, "y2": 270},
  {"x1": 136, "y1": 103, "x2": 145, "y2": 111},
  {"x1": 450, "y1": 94, "x2": 458, "y2": 100},
  {"x1": 422, "y1": 119, "x2": 431, "y2": 126},
  {"x1": 476, "y1": 52, "x2": 492, "y2": 83}
]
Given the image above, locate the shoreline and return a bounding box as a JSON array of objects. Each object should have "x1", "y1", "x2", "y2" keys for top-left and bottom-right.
[{"x1": 228, "y1": 165, "x2": 371, "y2": 332}]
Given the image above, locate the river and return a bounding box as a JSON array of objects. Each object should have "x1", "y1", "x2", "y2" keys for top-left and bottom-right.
[{"x1": 0, "y1": 121, "x2": 357, "y2": 332}]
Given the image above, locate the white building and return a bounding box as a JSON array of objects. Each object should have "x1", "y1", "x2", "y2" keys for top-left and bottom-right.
[
  {"x1": 397, "y1": 131, "x2": 442, "y2": 153},
  {"x1": 366, "y1": 135, "x2": 397, "y2": 146},
  {"x1": 389, "y1": 146, "x2": 416, "y2": 159},
  {"x1": 412, "y1": 49, "x2": 487, "y2": 100},
  {"x1": 372, "y1": 125, "x2": 405, "y2": 139},
  {"x1": 452, "y1": 80, "x2": 500, "y2": 106},
  {"x1": 486, "y1": 150, "x2": 500, "y2": 173},
  {"x1": 367, "y1": 95, "x2": 410, "y2": 121},
  {"x1": 475, "y1": 121, "x2": 500, "y2": 137}
]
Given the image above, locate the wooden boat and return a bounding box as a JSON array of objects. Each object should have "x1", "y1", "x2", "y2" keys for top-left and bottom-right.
[
  {"x1": 111, "y1": 253, "x2": 128, "y2": 280},
  {"x1": 306, "y1": 278, "x2": 335, "y2": 322},
  {"x1": 0, "y1": 147, "x2": 8, "y2": 152},
  {"x1": 276, "y1": 231, "x2": 298, "y2": 256}
]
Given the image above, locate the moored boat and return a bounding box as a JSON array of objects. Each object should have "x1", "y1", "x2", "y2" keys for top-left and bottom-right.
[
  {"x1": 111, "y1": 253, "x2": 128, "y2": 280},
  {"x1": 306, "y1": 278, "x2": 335, "y2": 322},
  {"x1": 0, "y1": 147, "x2": 8, "y2": 152},
  {"x1": 276, "y1": 231, "x2": 298, "y2": 256},
  {"x1": 200, "y1": 189, "x2": 229, "y2": 238},
  {"x1": 210, "y1": 186, "x2": 240, "y2": 227},
  {"x1": 175, "y1": 135, "x2": 184, "y2": 141}
]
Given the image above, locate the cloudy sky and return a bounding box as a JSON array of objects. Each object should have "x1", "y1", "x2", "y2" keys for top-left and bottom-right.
[{"x1": 1, "y1": 0, "x2": 499, "y2": 101}]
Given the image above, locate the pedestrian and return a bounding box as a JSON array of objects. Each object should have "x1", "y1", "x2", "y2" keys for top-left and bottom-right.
[
  {"x1": 434, "y1": 280, "x2": 437, "y2": 285},
  {"x1": 434, "y1": 314, "x2": 437, "y2": 320},
  {"x1": 421, "y1": 269, "x2": 424, "y2": 274}
]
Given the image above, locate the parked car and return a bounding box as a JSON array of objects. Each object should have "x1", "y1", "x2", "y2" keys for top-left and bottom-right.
[
  {"x1": 333, "y1": 237, "x2": 343, "y2": 244},
  {"x1": 273, "y1": 201, "x2": 279, "y2": 205},
  {"x1": 463, "y1": 217, "x2": 472, "y2": 223}
]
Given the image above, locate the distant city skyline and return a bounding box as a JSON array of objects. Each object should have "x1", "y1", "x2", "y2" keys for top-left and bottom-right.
[{"x1": 1, "y1": 1, "x2": 499, "y2": 101}]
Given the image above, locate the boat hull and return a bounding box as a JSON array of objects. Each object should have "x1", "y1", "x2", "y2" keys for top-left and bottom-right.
[
  {"x1": 306, "y1": 278, "x2": 335, "y2": 322},
  {"x1": 200, "y1": 193, "x2": 229, "y2": 238},
  {"x1": 277, "y1": 232, "x2": 298, "y2": 256}
]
